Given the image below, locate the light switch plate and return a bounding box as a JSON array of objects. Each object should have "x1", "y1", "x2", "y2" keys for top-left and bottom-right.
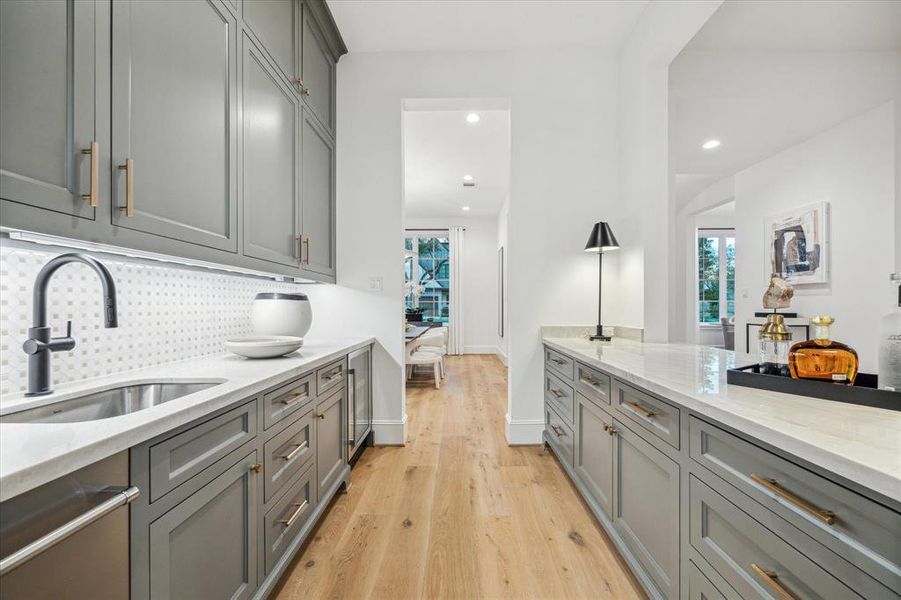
[{"x1": 368, "y1": 277, "x2": 383, "y2": 292}]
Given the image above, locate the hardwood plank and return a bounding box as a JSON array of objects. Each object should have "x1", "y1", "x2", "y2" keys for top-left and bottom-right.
[{"x1": 273, "y1": 354, "x2": 645, "y2": 600}]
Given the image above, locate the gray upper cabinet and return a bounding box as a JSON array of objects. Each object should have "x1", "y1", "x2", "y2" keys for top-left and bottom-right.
[
  {"x1": 241, "y1": 34, "x2": 301, "y2": 268},
  {"x1": 574, "y1": 394, "x2": 614, "y2": 518},
  {"x1": 612, "y1": 419, "x2": 680, "y2": 600},
  {"x1": 148, "y1": 451, "x2": 259, "y2": 600},
  {"x1": 300, "y1": 109, "x2": 336, "y2": 278},
  {"x1": 111, "y1": 0, "x2": 238, "y2": 252},
  {"x1": 242, "y1": 0, "x2": 300, "y2": 86},
  {"x1": 301, "y1": 2, "x2": 336, "y2": 133},
  {"x1": 0, "y1": 0, "x2": 98, "y2": 220}
]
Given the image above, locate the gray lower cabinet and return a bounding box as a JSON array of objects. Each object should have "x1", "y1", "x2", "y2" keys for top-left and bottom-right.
[
  {"x1": 0, "y1": 0, "x2": 98, "y2": 220},
  {"x1": 687, "y1": 561, "x2": 727, "y2": 600},
  {"x1": 613, "y1": 419, "x2": 680, "y2": 600},
  {"x1": 315, "y1": 388, "x2": 345, "y2": 499},
  {"x1": 573, "y1": 393, "x2": 614, "y2": 517},
  {"x1": 111, "y1": 0, "x2": 238, "y2": 252},
  {"x1": 264, "y1": 462, "x2": 317, "y2": 574},
  {"x1": 148, "y1": 450, "x2": 259, "y2": 600},
  {"x1": 241, "y1": 32, "x2": 301, "y2": 268},
  {"x1": 300, "y1": 108, "x2": 336, "y2": 278}
]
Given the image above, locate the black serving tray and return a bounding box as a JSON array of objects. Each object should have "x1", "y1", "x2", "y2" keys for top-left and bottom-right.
[{"x1": 727, "y1": 364, "x2": 901, "y2": 412}]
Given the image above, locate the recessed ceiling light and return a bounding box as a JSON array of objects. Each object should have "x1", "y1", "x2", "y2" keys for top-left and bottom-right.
[
  {"x1": 462, "y1": 206, "x2": 471, "y2": 211},
  {"x1": 463, "y1": 174, "x2": 473, "y2": 182},
  {"x1": 466, "y1": 113, "x2": 480, "y2": 124},
  {"x1": 702, "y1": 139, "x2": 721, "y2": 150}
]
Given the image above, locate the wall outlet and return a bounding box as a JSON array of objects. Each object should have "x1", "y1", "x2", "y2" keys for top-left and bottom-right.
[{"x1": 369, "y1": 276, "x2": 383, "y2": 292}]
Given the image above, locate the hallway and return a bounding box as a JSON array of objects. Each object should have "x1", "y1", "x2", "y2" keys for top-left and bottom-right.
[{"x1": 274, "y1": 355, "x2": 644, "y2": 599}]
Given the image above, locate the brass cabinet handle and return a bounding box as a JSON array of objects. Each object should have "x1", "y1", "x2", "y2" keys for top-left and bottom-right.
[
  {"x1": 550, "y1": 425, "x2": 565, "y2": 437},
  {"x1": 750, "y1": 564, "x2": 797, "y2": 600},
  {"x1": 317, "y1": 412, "x2": 326, "y2": 420},
  {"x1": 302, "y1": 85, "x2": 310, "y2": 97},
  {"x1": 249, "y1": 462, "x2": 262, "y2": 474},
  {"x1": 550, "y1": 357, "x2": 566, "y2": 365},
  {"x1": 750, "y1": 474, "x2": 836, "y2": 525},
  {"x1": 291, "y1": 76, "x2": 304, "y2": 90},
  {"x1": 549, "y1": 388, "x2": 565, "y2": 399},
  {"x1": 281, "y1": 440, "x2": 309, "y2": 462},
  {"x1": 303, "y1": 236, "x2": 311, "y2": 264},
  {"x1": 623, "y1": 400, "x2": 654, "y2": 418},
  {"x1": 296, "y1": 235, "x2": 304, "y2": 263},
  {"x1": 323, "y1": 370, "x2": 341, "y2": 382},
  {"x1": 280, "y1": 500, "x2": 309, "y2": 527},
  {"x1": 117, "y1": 158, "x2": 134, "y2": 217},
  {"x1": 606, "y1": 426, "x2": 619, "y2": 436},
  {"x1": 80, "y1": 140, "x2": 98, "y2": 207},
  {"x1": 280, "y1": 391, "x2": 308, "y2": 406}
]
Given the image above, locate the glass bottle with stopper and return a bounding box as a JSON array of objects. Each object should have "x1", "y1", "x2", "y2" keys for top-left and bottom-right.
[
  {"x1": 758, "y1": 314, "x2": 791, "y2": 376},
  {"x1": 789, "y1": 316, "x2": 859, "y2": 384}
]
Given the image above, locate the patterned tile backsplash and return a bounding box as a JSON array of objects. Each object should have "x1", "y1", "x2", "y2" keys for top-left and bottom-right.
[{"x1": 0, "y1": 241, "x2": 306, "y2": 397}]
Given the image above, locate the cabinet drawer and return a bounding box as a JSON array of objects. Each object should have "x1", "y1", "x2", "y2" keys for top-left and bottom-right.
[
  {"x1": 263, "y1": 373, "x2": 315, "y2": 430},
  {"x1": 690, "y1": 416, "x2": 901, "y2": 591},
  {"x1": 545, "y1": 404, "x2": 574, "y2": 466},
  {"x1": 613, "y1": 379, "x2": 680, "y2": 449},
  {"x1": 544, "y1": 346, "x2": 574, "y2": 380},
  {"x1": 263, "y1": 408, "x2": 315, "y2": 503},
  {"x1": 264, "y1": 462, "x2": 317, "y2": 575},
  {"x1": 544, "y1": 371, "x2": 574, "y2": 424},
  {"x1": 688, "y1": 561, "x2": 728, "y2": 600},
  {"x1": 316, "y1": 358, "x2": 346, "y2": 396},
  {"x1": 690, "y1": 476, "x2": 860, "y2": 600},
  {"x1": 149, "y1": 400, "x2": 257, "y2": 502},
  {"x1": 574, "y1": 361, "x2": 611, "y2": 405}
]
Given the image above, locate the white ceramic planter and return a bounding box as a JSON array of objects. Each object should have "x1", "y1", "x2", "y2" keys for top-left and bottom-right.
[{"x1": 251, "y1": 293, "x2": 313, "y2": 338}]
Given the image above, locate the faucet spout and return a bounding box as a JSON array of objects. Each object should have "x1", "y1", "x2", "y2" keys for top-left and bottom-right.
[{"x1": 32, "y1": 253, "x2": 118, "y2": 328}]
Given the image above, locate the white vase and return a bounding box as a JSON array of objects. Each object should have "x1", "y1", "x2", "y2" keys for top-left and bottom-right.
[{"x1": 251, "y1": 293, "x2": 313, "y2": 338}]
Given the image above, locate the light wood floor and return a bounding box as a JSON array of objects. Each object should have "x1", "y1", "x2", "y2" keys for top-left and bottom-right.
[{"x1": 274, "y1": 354, "x2": 644, "y2": 600}]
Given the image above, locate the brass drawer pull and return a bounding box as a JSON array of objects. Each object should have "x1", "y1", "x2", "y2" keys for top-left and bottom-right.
[
  {"x1": 296, "y1": 235, "x2": 304, "y2": 263},
  {"x1": 580, "y1": 375, "x2": 603, "y2": 388},
  {"x1": 302, "y1": 236, "x2": 311, "y2": 265},
  {"x1": 550, "y1": 425, "x2": 566, "y2": 437},
  {"x1": 281, "y1": 440, "x2": 309, "y2": 462},
  {"x1": 117, "y1": 158, "x2": 134, "y2": 217},
  {"x1": 280, "y1": 391, "x2": 308, "y2": 406},
  {"x1": 249, "y1": 462, "x2": 262, "y2": 474},
  {"x1": 80, "y1": 140, "x2": 98, "y2": 207},
  {"x1": 323, "y1": 370, "x2": 342, "y2": 382},
  {"x1": 623, "y1": 400, "x2": 654, "y2": 418},
  {"x1": 549, "y1": 388, "x2": 565, "y2": 399},
  {"x1": 317, "y1": 412, "x2": 326, "y2": 420},
  {"x1": 750, "y1": 474, "x2": 836, "y2": 525},
  {"x1": 549, "y1": 357, "x2": 566, "y2": 365},
  {"x1": 280, "y1": 499, "x2": 309, "y2": 527},
  {"x1": 302, "y1": 86, "x2": 310, "y2": 97},
  {"x1": 751, "y1": 564, "x2": 797, "y2": 600}
]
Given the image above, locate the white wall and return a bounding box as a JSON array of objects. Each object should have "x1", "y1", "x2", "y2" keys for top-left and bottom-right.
[
  {"x1": 617, "y1": 0, "x2": 724, "y2": 340},
  {"x1": 336, "y1": 49, "x2": 622, "y2": 444},
  {"x1": 405, "y1": 216, "x2": 499, "y2": 355},
  {"x1": 734, "y1": 103, "x2": 896, "y2": 371}
]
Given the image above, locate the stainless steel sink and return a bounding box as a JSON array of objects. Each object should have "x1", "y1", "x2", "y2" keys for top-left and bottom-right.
[{"x1": 1, "y1": 381, "x2": 223, "y2": 424}]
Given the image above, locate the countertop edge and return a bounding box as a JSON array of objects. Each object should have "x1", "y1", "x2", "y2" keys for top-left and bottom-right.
[
  {"x1": 0, "y1": 337, "x2": 375, "y2": 502},
  {"x1": 541, "y1": 337, "x2": 901, "y2": 504}
]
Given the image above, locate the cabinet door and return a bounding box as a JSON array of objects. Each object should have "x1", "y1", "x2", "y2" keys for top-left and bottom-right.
[
  {"x1": 0, "y1": 0, "x2": 97, "y2": 220},
  {"x1": 242, "y1": 0, "x2": 299, "y2": 85},
  {"x1": 111, "y1": 0, "x2": 237, "y2": 251},
  {"x1": 612, "y1": 420, "x2": 680, "y2": 600},
  {"x1": 148, "y1": 451, "x2": 259, "y2": 600},
  {"x1": 300, "y1": 109, "x2": 336, "y2": 279},
  {"x1": 351, "y1": 346, "x2": 372, "y2": 447},
  {"x1": 301, "y1": 3, "x2": 335, "y2": 132},
  {"x1": 315, "y1": 389, "x2": 344, "y2": 499},
  {"x1": 573, "y1": 394, "x2": 614, "y2": 517},
  {"x1": 241, "y1": 34, "x2": 301, "y2": 268}
]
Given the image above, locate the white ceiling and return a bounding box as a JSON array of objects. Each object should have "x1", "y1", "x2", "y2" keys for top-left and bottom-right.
[
  {"x1": 326, "y1": 0, "x2": 649, "y2": 53},
  {"x1": 404, "y1": 109, "x2": 510, "y2": 219},
  {"x1": 671, "y1": 0, "x2": 901, "y2": 184}
]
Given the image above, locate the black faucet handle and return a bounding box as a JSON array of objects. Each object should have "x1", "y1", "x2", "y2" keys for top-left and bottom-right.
[
  {"x1": 47, "y1": 320, "x2": 76, "y2": 353},
  {"x1": 66, "y1": 320, "x2": 72, "y2": 338}
]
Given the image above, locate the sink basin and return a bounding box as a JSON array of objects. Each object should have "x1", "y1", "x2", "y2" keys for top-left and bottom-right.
[{"x1": 1, "y1": 381, "x2": 223, "y2": 424}]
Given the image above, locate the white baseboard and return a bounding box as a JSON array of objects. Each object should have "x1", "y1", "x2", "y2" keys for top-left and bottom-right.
[
  {"x1": 463, "y1": 345, "x2": 498, "y2": 354},
  {"x1": 505, "y1": 413, "x2": 544, "y2": 445},
  {"x1": 495, "y1": 346, "x2": 508, "y2": 366},
  {"x1": 372, "y1": 415, "x2": 407, "y2": 445}
]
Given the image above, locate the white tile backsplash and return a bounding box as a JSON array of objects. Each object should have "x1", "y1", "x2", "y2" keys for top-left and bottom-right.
[{"x1": 0, "y1": 241, "x2": 306, "y2": 397}]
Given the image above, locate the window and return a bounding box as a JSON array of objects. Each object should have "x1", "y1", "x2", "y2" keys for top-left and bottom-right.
[
  {"x1": 405, "y1": 233, "x2": 450, "y2": 324},
  {"x1": 697, "y1": 229, "x2": 735, "y2": 324}
]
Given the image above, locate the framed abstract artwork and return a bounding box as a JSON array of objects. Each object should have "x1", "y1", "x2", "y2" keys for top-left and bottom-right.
[{"x1": 764, "y1": 202, "x2": 830, "y2": 285}]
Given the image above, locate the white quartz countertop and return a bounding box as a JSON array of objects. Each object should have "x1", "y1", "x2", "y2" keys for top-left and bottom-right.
[
  {"x1": 0, "y1": 337, "x2": 374, "y2": 502},
  {"x1": 542, "y1": 336, "x2": 901, "y2": 503}
]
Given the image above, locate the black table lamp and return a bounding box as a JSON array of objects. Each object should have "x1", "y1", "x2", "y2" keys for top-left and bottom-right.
[{"x1": 584, "y1": 221, "x2": 619, "y2": 341}]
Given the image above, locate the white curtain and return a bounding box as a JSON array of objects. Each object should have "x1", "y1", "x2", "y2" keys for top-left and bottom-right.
[{"x1": 448, "y1": 226, "x2": 465, "y2": 355}]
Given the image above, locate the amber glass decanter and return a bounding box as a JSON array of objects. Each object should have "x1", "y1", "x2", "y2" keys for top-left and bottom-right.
[{"x1": 788, "y1": 316, "x2": 859, "y2": 384}]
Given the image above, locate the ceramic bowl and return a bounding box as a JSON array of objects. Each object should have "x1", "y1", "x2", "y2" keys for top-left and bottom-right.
[{"x1": 225, "y1": 336, "x2": 304, "y2": 359}]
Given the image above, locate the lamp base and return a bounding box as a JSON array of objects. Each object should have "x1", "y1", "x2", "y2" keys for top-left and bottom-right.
[{"x1": 589, "y1": 325, "x2": 612, "y2": 342}]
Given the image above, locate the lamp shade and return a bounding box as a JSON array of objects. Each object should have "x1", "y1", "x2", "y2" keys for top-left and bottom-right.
[{"x1": 584, "y1": 221, "x2": 619, "y2": 253}]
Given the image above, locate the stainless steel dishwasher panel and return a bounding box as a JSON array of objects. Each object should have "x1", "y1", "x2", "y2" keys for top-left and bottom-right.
[{"x1": 0, "y1": 451, "x2": 134, "y2": 600}]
